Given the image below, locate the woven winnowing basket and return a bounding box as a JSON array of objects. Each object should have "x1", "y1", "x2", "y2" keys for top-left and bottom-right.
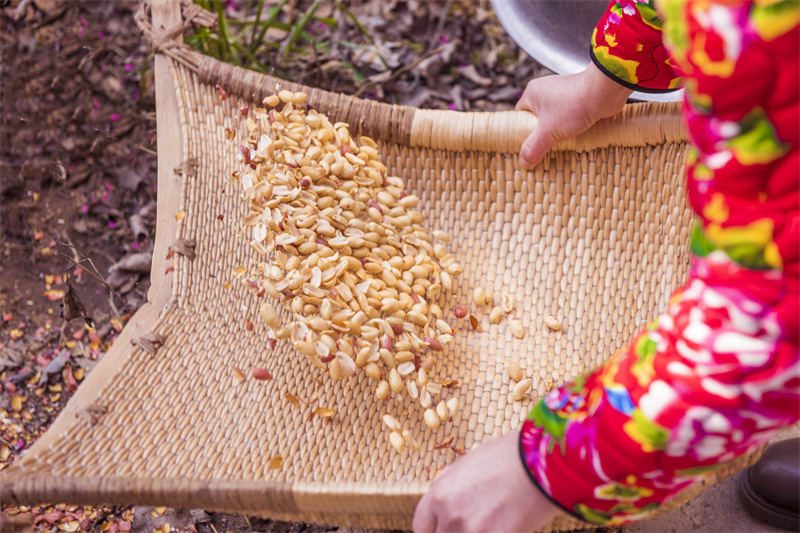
[{"x1": 0, "y1": 2, "x2": 763, "y2": 531}]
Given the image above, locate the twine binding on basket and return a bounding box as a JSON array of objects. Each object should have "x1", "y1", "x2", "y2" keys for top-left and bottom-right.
[
  {"x1": 77, "y1": 404, "x2": 109, "y2": 428},
  {"x1": 174, "y1": 157, "x2": 200, "y2": 179},
  {"x1": 134, "y1": 0, "x2": 216, "y2": 71},
  {"x1": 131, "y1": 331, "x2": 166, "y2": 356},
  {"x1": 167, "y1": 238, "x2": 196, "y2": 261}
]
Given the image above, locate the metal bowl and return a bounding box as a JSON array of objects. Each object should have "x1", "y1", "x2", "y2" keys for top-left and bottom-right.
[{"x1": 491, "y1": 0, "x2": 683, "y2": 103}]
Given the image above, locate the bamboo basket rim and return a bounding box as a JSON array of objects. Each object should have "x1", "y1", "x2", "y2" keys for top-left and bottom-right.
[{"x1": 132, "y1": 0, "x2": 686, "y2": 154}]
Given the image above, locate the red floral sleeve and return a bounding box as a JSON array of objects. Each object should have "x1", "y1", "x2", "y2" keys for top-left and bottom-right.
[
  {"x1": 591, "y1": 0, "x2": 680, "y2": 92},
  {"x1": 520, "y1": 0, "x2": 800, "y2": 526}
]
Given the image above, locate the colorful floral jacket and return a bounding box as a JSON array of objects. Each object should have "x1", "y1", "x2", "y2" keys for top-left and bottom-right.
[{"x1": 520, "y1": 0, "x2": 799, "y2": 525}]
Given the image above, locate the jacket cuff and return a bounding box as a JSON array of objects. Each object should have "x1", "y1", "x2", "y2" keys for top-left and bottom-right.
[
  {"x1": 590, "y1": 47, "x2": 680, "y2": 94},
  {"x1": 518, "y1": 420, "x2": 587, "y2": 524}
]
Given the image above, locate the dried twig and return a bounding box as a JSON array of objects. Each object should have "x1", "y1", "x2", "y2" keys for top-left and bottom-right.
[
  {"x1": 353, "y1": 45, "x2": 446, "y2": 98},
  {"x1": 57, "y1": 245, "x2": 133, "y2": 315}
]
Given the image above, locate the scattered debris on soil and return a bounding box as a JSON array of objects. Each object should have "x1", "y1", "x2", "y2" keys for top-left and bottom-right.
[{"x1": 186, "y1": 0, "x2": 544, "y2": 111}]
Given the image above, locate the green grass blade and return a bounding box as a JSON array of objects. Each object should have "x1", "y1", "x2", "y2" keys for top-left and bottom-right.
[
  {"x1": 249, "y1": 0, "x2": 265, "y2": 53},
  {"x1": 314, "y1": 16, "x2": 336, "y2": 28},
  {"x1": 281, "y1": 0, "x2": 322, "y2": 62},
  {"x1": 212, "y1": 0, "x2": 242, "y2": 66},
  {"x1": 253, "y1": 0, "x2": 290, "y2": 54}
]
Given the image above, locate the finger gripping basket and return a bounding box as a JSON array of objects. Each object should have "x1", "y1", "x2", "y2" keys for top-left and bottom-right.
[{"x1": 0, "y1": 1, "x2": 761, "y2": 530}]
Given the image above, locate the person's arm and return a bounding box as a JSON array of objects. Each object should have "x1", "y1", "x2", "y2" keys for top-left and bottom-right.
[
  {"x1": 414, "y1": 4, "x2": 676, "y2": 532},
  {"x1": 414, "y1": 2, "x2": 799, "y2": 532},
  {"x1": 518, "y1": 0, "x2": 679, "y2": 168},
  {"x1": 521, "y1": 0, "x2": 799, "y2": 525}
]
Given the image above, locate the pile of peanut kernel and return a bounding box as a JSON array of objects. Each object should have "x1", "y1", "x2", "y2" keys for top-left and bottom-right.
[{"x1": 232, "y1": 89, "x2": 465, "y2": 451}]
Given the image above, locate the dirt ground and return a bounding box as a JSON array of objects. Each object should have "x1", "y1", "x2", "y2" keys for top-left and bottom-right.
[{"x1": 0, "y1": 1, "x2": 543, "y2": 532}]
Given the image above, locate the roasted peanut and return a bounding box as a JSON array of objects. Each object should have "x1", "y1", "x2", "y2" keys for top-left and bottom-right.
[
  {"x1": 512, "y1": 379, "x2": 532, "y2": 401},
  {"x1": 544, "y1": 315, "x2": 562, "y2": 331},
  {"x1": 510, "y1": 319, "x2": 525, "y2": 339},
  {"x1": 232, "y1": 92, "x2": 469, "y2": 417}
]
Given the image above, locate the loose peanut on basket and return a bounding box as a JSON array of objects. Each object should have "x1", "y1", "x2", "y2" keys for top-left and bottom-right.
[
  {"x1": 232, "y1": 90, "x2": 466, "y2": 420},
  {"x1": 402, "y1": 429, "x2": 420, "y2": 451},
  {"x1": 473, "y1": 287, "x2": 486, "y2": 307},
  {"x1": 453, "y1": 304, "x2": 468, "y2": 319},
  {"x1": 544, "y1": 315, "x2": 562, "y2": 331},
  {"x1": 389, "y1": 431, "x2": 406, "y2": 452},
  {"x1": 436, "y1": 400, "x2": 449, "y2": 422},
  {"x1": 446, "y1": 397, "x2": 459, "y2": 419},
  {"x1": 508, "y1": 360, "x2": 523, "y2": 382},
  {"x1": 376, "y1": 380, "x2": 390, "y2": 400},
  {"x1": 510, "y1": 319, "x2": 525, "y2": 339},
  {"x1": 383, "y1": 414, "x2": 402, "y2": 432},
  {"x1": 259, "y1": 302, "x2": 280, "y2": 329},
  {"x1": 501, "y1": 293, "x2": 515, "y2": 314},
  {"x1": 424, "y1": 408, "x2": 440, "y2": 430},
  {"x1": 512, "y1": 378, "x2": 532, "y2": 401}
]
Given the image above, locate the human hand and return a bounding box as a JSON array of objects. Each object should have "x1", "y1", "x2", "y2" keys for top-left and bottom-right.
[
  {"x1": 412, "y1": 431, "x2": 559, "y2": 533},
  {"x1": 516, "y1": 63, "x2": 632, "y2": 168}
]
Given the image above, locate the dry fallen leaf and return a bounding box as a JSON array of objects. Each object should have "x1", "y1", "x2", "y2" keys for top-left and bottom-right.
[
  {"x1": 61, "y1": 521, "x2": 80, "y2": 533},
  {"x1": 268, "y1": 456, "x2": 283, "y2": 470},
  {"x1": 234, "y1": 266, "x2": 247, "y2": 277},
  {"x1": 175, "y1": 211, "x2": 185, "y2": 221},
  {"x1": 60, "y1": 282, "x2": 94, "y2": 328}
]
